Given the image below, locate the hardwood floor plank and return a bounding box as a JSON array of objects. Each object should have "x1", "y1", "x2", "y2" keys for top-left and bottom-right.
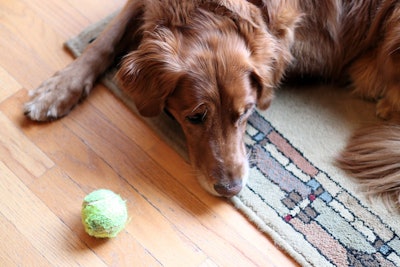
[
  {"x1": 21, "y1": 0, "x2": 92, "y2": 39},
  {"x1": 30, "y1": 167, "x2": 163, "y2": 267},
  {"x1": 39, "y1": 139, "x2": 207, "y2": 265},
  {"x1": 0, "y1": 213, "x2": 51, "y2": 266},
  {"x1": 0, "y1": 111, "x2": 54, "y2": 183},
  {"x1": 0, "y1": 161, "x2": 107, "y2": 266},
  {"x1": 66, "y1": 0, "x2": 125, "y2": 24},
  {"x1": 0, "y1": 0, "x2": 73, "y2": 89},
  {"x1": 0, "y1": 66, "x2": 21, "y2": 103},
  {"x1": 87, "y1": 86, "x2": 162, "y2": 152},
  {"x1": 0, "y1": 29, "x2": 50, "y2": 90}
]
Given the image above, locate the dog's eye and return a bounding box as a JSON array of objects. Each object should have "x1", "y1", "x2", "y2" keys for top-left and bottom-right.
[{"x1": 186, "y1": 113, "x2": 206, "y2": 124}]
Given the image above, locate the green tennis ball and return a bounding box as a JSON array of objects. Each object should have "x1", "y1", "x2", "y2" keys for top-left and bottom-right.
[{"x1": 81, "y1": 189, "x2": 128, "y2": 238}]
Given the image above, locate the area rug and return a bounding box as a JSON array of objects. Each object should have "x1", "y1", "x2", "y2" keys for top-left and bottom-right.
[{"x1": 66, "y1": 14, "x2": 400, "y2": 267}]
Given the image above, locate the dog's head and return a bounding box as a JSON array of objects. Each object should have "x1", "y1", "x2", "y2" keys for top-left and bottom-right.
[{"x1": 117, "y1": 1, "x2": 296, "y2": 197}]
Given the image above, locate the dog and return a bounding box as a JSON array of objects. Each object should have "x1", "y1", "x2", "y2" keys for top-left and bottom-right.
[{"x1": 24, "y1": 0, "x2": 400, "y2": 202}]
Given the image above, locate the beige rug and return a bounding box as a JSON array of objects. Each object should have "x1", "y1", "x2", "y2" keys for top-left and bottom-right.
[{"x1": 66, "y1": 14, "x2": 400, "y2": 267}]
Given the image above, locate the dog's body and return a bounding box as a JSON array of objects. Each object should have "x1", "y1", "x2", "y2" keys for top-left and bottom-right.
[{"x1": 25, "y1": 0, "x2": 400, "y2": 201}]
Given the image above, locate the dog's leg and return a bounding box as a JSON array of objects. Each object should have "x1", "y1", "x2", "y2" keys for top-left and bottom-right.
[
  {"x1": 349, "y1": 7, "x2": 400, "y2": 120},
  {"x1": 375, "y1": 8, "x2": 400, "y2": 119},
  {"x1": 339, "y1": 7, "x2": 400, "y2": 205},
  {"x1": 25, "y1": 0, "x2": 143, "y2": 121},
  {"x1": 350, "y1": 50, "x2": 400, "y2": 119},
  {"x1": 348, "y1": 50, "x2": 384, "y2": 101}
]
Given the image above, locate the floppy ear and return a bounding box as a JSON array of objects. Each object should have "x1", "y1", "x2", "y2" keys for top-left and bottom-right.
[
  {"x1": 214, "y1": 0, "x2": 301, "y2": 110},
  {"x1": 116, "y1": 28, "x2": 184, "y2": 117},
  {"x1": 251, "y1": 70, "x2": 274, "y2": 110},
  {"x1": 211, "y1": 1, "x2": 277, "y2": 110}
]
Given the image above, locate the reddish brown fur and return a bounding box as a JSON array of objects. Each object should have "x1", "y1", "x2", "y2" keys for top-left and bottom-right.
[
  {"x1": 337, "y1": 125, "x2": 400, "y2": 206},
  {"x1": 24, "y1": 0, "x2": 400, "y2": 201}
]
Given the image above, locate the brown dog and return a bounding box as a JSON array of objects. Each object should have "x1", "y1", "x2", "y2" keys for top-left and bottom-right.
[{"x1": 24, "y1": 1, "x2": 400, "y2": 201}]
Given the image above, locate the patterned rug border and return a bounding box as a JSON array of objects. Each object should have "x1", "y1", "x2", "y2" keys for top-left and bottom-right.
[{"x1": 241, "y1": 112, "x2": 400, "y2": 266}]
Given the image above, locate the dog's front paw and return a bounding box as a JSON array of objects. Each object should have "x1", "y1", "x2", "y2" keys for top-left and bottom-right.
[{"x1": 24, "y1": 69, "x2": 93, "y2": 121}]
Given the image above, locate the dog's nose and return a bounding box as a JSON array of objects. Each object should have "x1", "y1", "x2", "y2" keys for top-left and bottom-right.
[{"x1": 214, "y1": 181, "x2": 242, "y2": 198}]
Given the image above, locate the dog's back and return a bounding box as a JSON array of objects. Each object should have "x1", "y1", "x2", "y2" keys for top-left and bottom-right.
[
  {"x1": 260, "y1": 0, "x2": 400, "y2": 205},
  {"x1": 287, "y1": 0, "x2": 398, "y2": 78},
  {"x1": 285, "y1": 0, "x2": 400, "y2": 205}
]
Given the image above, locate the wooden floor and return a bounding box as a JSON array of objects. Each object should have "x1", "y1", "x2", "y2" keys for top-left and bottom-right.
[{"x1": 0, "y1": 0, "x2": 299, "y2": 266}]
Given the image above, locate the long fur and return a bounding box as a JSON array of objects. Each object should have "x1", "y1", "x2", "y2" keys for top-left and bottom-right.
[{"x1": 338, "y1": 125, "x2": 400, "y2": 206}]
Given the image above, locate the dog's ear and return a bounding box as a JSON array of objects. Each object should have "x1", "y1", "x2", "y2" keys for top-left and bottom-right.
[
  {"x1": 214, "y1": 0, "x2": 301, "y2": 110},
  {"x1": 117, "y1": 28, "x2": 184, "y2": 117},
  {"x1": 251, "y1": 69, "x2": 274, "y2": 110},
  {"x1": 210, "y1": 1, "x2": 278, "y2": 110}
]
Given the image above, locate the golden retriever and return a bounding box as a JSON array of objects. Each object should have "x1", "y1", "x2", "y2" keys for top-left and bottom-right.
[{"x1": 24, "y1": 0, "x2": 400, "y2": 202}]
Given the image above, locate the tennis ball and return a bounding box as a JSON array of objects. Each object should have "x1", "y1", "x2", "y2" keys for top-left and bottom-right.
[{"x1": 81, "y1": 189, "x2": 128, "y2": 238}]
